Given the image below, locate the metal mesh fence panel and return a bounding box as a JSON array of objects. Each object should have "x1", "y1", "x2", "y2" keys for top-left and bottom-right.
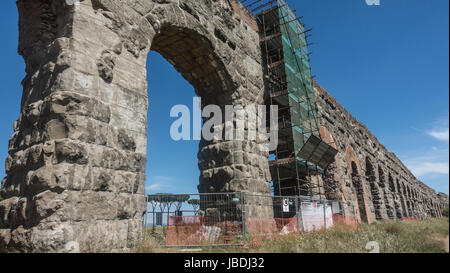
[
  {"x1": 145, "y1": 193, "x2": 360, "y2": 247},
  {"x1": 146, "y1": 193, "x2": 245, "y2": 247}
]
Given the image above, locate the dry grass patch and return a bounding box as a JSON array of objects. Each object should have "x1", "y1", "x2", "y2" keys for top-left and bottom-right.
[{"x1": 134, "y1": 218, "x2": 449, "y2": 253}]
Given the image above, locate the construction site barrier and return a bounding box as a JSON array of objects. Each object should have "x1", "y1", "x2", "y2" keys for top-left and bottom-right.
[
  {"x1": 402, "y1": 217, "x2": 422, "y2": 222},
  {"x1": 146, "y1": 193, "x2": 359, "y2": 247},
  {"x1": 166, "y1": 216, "x2": 243, "y2": 246}
]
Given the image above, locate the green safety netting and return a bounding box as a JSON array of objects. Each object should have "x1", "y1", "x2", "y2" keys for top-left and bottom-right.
[
  {"x1": 276, "y1": 0, "x2": 337, "y2": 171},
  {"x1": 277, "y1": 0, "x2": 318, "y2": 150}
]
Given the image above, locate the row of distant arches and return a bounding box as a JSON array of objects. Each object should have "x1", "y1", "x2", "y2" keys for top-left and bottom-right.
[
  {"x1": 320, "y1": 128, "x2": 442, "y2": 223},
  {"x1": 365, "y1": 157, "x2": 442, "y2": 220},
  {"x1": 349, "y1": 156, "x2": 443, "y2": 223}
]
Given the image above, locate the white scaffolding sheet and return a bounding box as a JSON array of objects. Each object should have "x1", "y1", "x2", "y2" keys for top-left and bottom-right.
[{"x1": 301, "y1": 202, "x2": 334, "y2": 232}]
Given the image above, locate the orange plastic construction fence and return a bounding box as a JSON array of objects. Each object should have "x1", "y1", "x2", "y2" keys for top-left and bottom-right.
[
  {"x1": 402, "y1": 217, "x2": 421, "y2": 222},
  {"x1": 166, "y1": 216, "x2": 243, "y2": 246},
  {"x1": 332, "y1": 214, "x2": 360, "y2": 230},
  {"x1": 165, "y1": 214, "x2": 360, "y2": 246}
]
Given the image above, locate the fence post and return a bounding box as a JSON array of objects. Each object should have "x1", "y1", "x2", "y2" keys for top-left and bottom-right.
[
  {"x1": 296, "y1": 197, "x2": 303, "y2": 233},
  {"x1": 143, "y1": 195, "x2": 148, "y2": 238},
  {"x1": 241, "y1": 192, "x2": 247, "y2": 246}
]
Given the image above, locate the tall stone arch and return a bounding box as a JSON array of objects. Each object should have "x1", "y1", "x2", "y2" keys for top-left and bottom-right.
[
  {"x1": 0, "y1": 0, "x2": 272, "y2": 253},
  {"x1": 345, "y1": 146, "x2": 372, "y2": 223},
  {"x1": 378, "y1": 166, "x2": 394, "y2": 219},
  {"x1": 388, "y1": 173, "x2": 402, "y2": 219},
  {"x1": 396, "y1": 178, "x2": 407, "y2": 218},
  {"x1": 406, "y1": 185, "x2": 415, "y2": 216},
  {"x1": 319, "y1": 127, "x2": 352, "y2": 217},
  {"x1": 365, "y1": 157, "x2": 384, "y2": 220},
  {"x1": 402, "y1": 181, "x2": 412, "y2": 216},
  {"x1": 320, "y1": 128, "x2": 342, "y2": 197}
]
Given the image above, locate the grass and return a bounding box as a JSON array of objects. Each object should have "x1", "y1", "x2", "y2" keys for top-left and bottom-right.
[{"x1": 134, "y1": 218, "x2": 449, "y2": 253}]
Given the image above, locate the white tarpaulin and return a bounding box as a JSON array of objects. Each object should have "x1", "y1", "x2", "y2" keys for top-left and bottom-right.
[{"x1": 301, "y1": 202, "x2": 334, "y2": 232}]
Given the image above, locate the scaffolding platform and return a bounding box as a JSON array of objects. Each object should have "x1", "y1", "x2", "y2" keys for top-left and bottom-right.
[{"x1": 241, "y1": 0, "x2": 338, "y2": 197}]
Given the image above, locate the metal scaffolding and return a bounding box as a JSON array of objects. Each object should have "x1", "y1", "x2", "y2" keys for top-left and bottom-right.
[{"x1": 241, "y1": 0, "x2": 338, "y2": 198}]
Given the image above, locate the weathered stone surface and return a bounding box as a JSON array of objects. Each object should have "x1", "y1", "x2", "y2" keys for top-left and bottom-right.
[
  {"x1": 314, "y1": 83, "x2": 448, "y2": 222},
  {"x1": 1, "y1": 0, "x2": 270, "y2": 252},
  {"x1": 1, "y1": 0, "x2": 446, "y2": 253}
]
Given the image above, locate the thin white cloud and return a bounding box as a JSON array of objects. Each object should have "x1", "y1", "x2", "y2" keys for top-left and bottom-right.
[
  {"x1": 402, "y1": 144, "x2": 449, "y2": 183},
  {"x1": 408, "y1": 161, "x2": 449, "y2": 177},
  {"x1": 427, "y1": 128, "x2": 449, "y2": 142},
  {"x1": 145, "y1": 175, "x2": 176, "y2": 193},
  {"x1": 426, "y1": 117, "x2": 449, "y2": 142},
  {"x1": 405, "y1": 117, "x2": 450, "y2": 180},
  {"x1": 145, "y1": 183, "x2": 172, "y2": 192}
]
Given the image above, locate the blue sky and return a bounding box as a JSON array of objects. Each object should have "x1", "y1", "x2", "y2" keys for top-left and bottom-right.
[{"x1": 0, "y1": 0, "x2": 448, "y2": 195}]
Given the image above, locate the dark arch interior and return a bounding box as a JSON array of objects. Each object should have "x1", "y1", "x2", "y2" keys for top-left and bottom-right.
[
  {"x1": 350, "y1": 161, "x2": 368, "y2": 223},
  {"x1": 388, "y1": 174, "x2": 395, "y2": 193},
  {"x1": 351, "y1": 161, "x2": 358, "y2": 175},
  {"x1": 378, "y1": 167, "x2": 394, "y2": 219},
  {"x1": 397, "y1": 178, "x2": 407, "y2": 218},
  {"x1": 378, "y1": 166, "x2": 385, "y2": 187},
  {"x1": 366, "y1": 158, "x2": 382, "y2": 220},
  {"x1": 389, "y1": 174, "x2": 402, "y2": 218}
]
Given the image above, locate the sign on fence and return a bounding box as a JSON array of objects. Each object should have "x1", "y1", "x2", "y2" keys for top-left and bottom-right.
[{"x1": 283, "y1": 199, "x2": 290, "y2": 212}]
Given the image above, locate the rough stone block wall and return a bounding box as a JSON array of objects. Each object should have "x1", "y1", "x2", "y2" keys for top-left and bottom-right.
[
  {"x1": 0, "y1": 0, "x2": 272, "y2": 253},
  {"x1": 314, "y1": 82, "x2": 446, "y2": 222},
  {"x1": 0, "y1": 0, "x2": 446, "y2": 253},
  {"x1": 437, "y1": 192, "x2": 449, "y2": 210}
]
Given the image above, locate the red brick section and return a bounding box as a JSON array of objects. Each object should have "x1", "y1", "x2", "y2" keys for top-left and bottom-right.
[
  {"x1": 345, "y1": 145, "x2": 373, "y2": 224},
  {"x1": 230, "y1": 0, "x2": 259, "y2": 32},
  {"x1": 319, "y1": 126, "x2": 351, "y2": 216}
]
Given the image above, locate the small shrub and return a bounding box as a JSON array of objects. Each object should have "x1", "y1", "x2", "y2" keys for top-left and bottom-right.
[
  {"x1": 383, "y1": 223, "x2": 405, "y2": 235},
  {"x1": 442, "y1": 208, "x2": 449, "y2": 218}
]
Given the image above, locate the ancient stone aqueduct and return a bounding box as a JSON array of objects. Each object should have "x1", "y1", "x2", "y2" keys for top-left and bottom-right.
[{"x1": 0, "y1": 0, "x2": 448, "y2": 252}]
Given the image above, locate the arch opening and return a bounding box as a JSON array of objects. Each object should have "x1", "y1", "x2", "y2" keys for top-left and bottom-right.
[
  {"x1": 146, "y1": 25, "x2": 238, "y2": 196},
  {"x1": 319, "y1": 127, "x2": 342, "y2": 201},
  {"x1": 406, "y1": 185, "x2": 414, "y2": 216},
  {"x1": 402, "y1": 182, "x2": 412, "y2": 217},
  {"x1": 378, "y1": 166, "x2": 394, "y2": 219},
  {"x1": 366, "y1": 158, "x2": 383, "y2": 220},
  {"x1": 351, "y1": 161, "x2": 368, "y2": 223},
  {"x1": 397, "y1": 179, "x2": 407, "y2": 218},
  {"x1": 389, "y1": 174, "x2": 402, "y2": 219},
  {"x1": 145, "y1": 50, "x2": 200, "y2": 194}
]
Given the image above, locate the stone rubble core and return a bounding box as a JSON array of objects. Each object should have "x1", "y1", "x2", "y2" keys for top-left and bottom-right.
[{"x1": 0, "y1": 0, "x2": 448, "y2": 253}]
